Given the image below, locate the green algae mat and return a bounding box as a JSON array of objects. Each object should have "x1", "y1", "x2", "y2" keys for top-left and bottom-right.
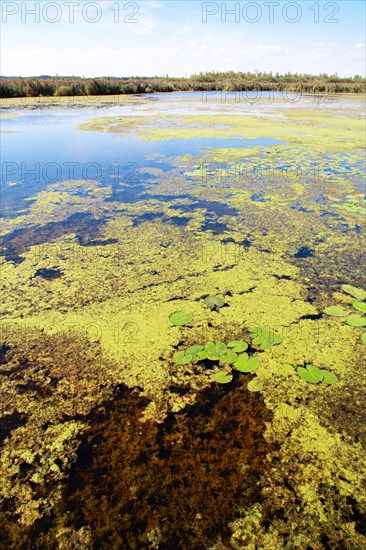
[{"x1": 1, "y1": 96, "x2": 366, "y2": 548}]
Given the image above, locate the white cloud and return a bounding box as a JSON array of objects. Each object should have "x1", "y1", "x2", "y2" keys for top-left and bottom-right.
[{"x1": 3, "y1": 39, "x2": 364, "y2": 77}]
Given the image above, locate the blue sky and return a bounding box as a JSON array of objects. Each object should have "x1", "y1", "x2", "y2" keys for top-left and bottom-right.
[{"x1": 1, "y1": 1, "x2": 365, "y2": 77}]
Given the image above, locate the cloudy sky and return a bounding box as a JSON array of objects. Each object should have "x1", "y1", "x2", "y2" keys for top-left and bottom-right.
[{"x1": 1, "y1": 0, "x2": 365, "y2": 77}]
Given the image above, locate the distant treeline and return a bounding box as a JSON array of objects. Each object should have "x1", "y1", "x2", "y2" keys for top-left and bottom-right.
[{"x1": 1, "y1": 72, "x2": 365, "y2": 98}]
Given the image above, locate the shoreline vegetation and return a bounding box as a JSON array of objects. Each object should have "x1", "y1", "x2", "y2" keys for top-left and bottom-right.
[{"x1": 1, "y1": 71, "x2": 365, "y2": 98}]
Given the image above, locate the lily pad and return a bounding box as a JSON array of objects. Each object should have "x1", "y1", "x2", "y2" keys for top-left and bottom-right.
[
  {"x1": 205, "y1": 341, "x2": 216, "y2": 354},
  {"x1": 247, "y1": 379, "x2": 263, "y2": 392},
  {"x1": 324, "y1": 305, "x2": 349, "y2": 317},
  {"x1": 173, "y1": 350, "x2": 186, "y2": 363},
  {"x1": 205, "y1": 341, "x2": 227, "y2": 359},
  {"x1": 320, "y1": 370, "x2": 338, "y2": 385},
  {"x1": 297, "y1": 364, "x2": 323, "y2": 384},
  {"x1": 227, "y1": 340, "x2": 248, "y2": 353},
  {"x1": 220, "y1": 350, "x2": 238, "y2": 365},
  {"x1": 216, "y1": 342, "x2": 227, "y2": 355},
  {"x1": 352, "y1": 301, "x2": 366, "y2": 313},
  {"x1": 234, "y1": 355, "x2": 260, "y2": 373},
  {"x1": 204, "y1": 295, "x2": 225, "y2": 309},
  {"x1": 341, "y1": 285, "x2": 366, "y2": 301},
  {"x1": 173, "y1": 351, "x2": 193, "y2": 365},
  {"x1": 232, "y1": 352, "x2": 248, "y2": 368},
  {"x1": 195, "y1": 349, "x2": 208, "y2": 361},
  {"x1": 169, "y1": 311, "x2": 193, "y2": 326},
  {"x1": 249, "y1": 327, "x2": 283, "y2": 350},
  {"x1": 186, "y1": 344, "x2": 204, "y2": 355},
  {"x1": 347, "y1": 314, "x2": 366, "y2": 327},
  {"x1": 212, "y1": 371, "x2": 233, "y2": 384}
]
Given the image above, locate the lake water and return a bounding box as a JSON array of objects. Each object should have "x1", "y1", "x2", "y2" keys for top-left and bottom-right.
[{"x1": 1, "y1": 103, "x2": 283, "y2": 217}]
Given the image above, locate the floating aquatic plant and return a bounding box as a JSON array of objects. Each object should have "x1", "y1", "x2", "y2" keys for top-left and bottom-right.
[
  {"x1": 332, "y1": 196, "x2": 366, "y2": 216},
  {"x1": 204, "y1": 295, "x2": 225, "y2": 310},
  {"x1": 172, "y1": 337, "x2": 260, "y2": 384},
  {"x1": 341, "y1": 284, "x2": 366, "y2": 301},
  {"x1": 169, "y1": 311, "x2": 193, "y2": 326},
  {"x1": 247, "y1": 378, "x2": 263, "y2": 392},
  {"x1": 212, "y1": 371, "x2": 233, "y2": 384},
  {"x1": 347, "y1": 314, "x2": 366, "y2": 327},
  {"x1": 234, "y1": 355, "x2": 260, "y2": 373},
  {"x1": 173, "y1": 350, "x2": 194, "y2": 365},
  {"x1": 297, "y1": 364, "x2": 337, "y2": 385},
  {"x1": 324, "y1": 305, "x2": 349, "y2": 317},
  {"x1": 324, "y1": 285, "x2": 366, "y2": 328},
  {"x1": 248, "y1": 327, "x2": 283, "y2": 350},
  {"x1": 227, "y1": 340, "x2": 248, "y2": 353},
  {"x1": 219, "y1": 350, "x2": 238, "y2": 365},
  {"x1": 352, "y1": 301, "x2": 366, "y2": 313},
  {"x1": 205, "y1": 341, "x2": 227, "y2": 359},
  {"x1": 186, "y1": 344, "x2": 204, "y2": 355}
]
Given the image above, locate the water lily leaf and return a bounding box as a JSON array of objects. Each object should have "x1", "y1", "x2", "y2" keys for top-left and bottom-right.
[
  {"x1": 320, "y1": 370, "x2": 338, "y2": 385},
  {"x1": 297, "y1": 365, "x2": 323, "y2": 384},
  {"x1": 173, "y1": 351, "x2": 193, "y2": 365},
  {"x1": 205, "y1": 341, "x2": 216, "y2": 354},
  {"x1": 173, "y1": 351, "x2": 186, "y2": 363},
  {"x1": 169, "y1": 311, "x2": 193, "y2": 326},
  {"x1": 195, "y1": 349, "x2": 208, "y2": 361},
  {"x1": 215, "y1": 342, "x2": 227, "y2": 356},
  {"x1": 186, "y1": 345, "x2": 204, "y2": 355},
  {"x1": 247, "y1": 379, "x2": 263, "y2": 392},
  {"x1": 341, "y1": 285, "x2": 366, "y2": 300},
  {"x1": 234, "y1": 355, "x2": 260, "y2": 373},
  {"x1": 242, "y1": 357, "x2": 261, "y2": 372},
  {"x1": 352, "y1": 301, "x2": 366, "y2": 313},
  {"x1": 257, "y1": 339, "x2": 273, "y2": 350},
  {"x1": 347, "y1": 314, "x2": 366, "y2": 327},
  {"x1": 249, "y1": 327, "x2": 283, "y2": 350},
  {"x1": 232, "y1": 353, "x2": 249, "y2": 370},
  {"x1": 206, "y1": 342, "x2": 227, "y2": 359},
  {"x1": 212, "y1": 371, "x2": 233, "y2": 384},
  {"x1": 204, "y1": 295, "x2": 225, "y2": 309},
  {"x1": 227, "y1": 340, "x2": 248, "y2": 353},
  {"x1": 324, "y1": 305, "x2": 349, "y2": 317},
  {"x1": 220, "y1": 350, "x2": 238, "y2": 365}
]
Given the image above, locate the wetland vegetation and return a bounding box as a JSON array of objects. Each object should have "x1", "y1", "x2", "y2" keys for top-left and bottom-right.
[
  {"x1": 1, "y1": 71, "x2": 365, "y2": 99},
  {"x1": 0, "y1": 90, "x2": 365, "y2": 548}
]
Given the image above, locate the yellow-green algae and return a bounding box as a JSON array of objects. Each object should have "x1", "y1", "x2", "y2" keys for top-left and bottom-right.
[
  {"x1": 78, "y1": 107, "x2": 365, "y2": 152},
  {"x1": 1, "y1": 98, "x2": 365, "y2": 547}
]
